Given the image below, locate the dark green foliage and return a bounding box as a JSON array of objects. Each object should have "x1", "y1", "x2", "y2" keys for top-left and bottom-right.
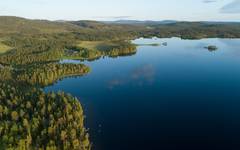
[
  {"x1": 0, "y1": 16, "x2": 79, "y2": 35},
  {"x1": 0, "y1": 67, "x2": 13, "y2": 81},
  {"x1": 2, "y1": 16, "x2": 240, "y2": 42},
  {"x1": 0, "y1": 82, "x2": 90, "y2": 150},
  {"x1": 0, "y1": 18, "x2": 93, "y2": 149},
  {"x1": 0, "y1": 33, "x2": 137, "y2": 66},
  {"x1": 103, "y1": 41, "x2": 137, "y2": 57},
  {"x1": 142, "y1": 22, "x2": 240, "y2": 39},
  {"x1": 0, "y1": 34, "x2": 75, "y2": 65},
  {"x1": 16, "y1": 63, "x2": 90, "y2": 86},
  {"x1": 65, "y1": 41, "x2": 137, "y2": 60}
]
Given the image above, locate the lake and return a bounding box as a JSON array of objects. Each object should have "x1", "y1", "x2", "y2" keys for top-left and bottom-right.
[{"x1": 45, "y1": 38, "x2": 240, "y2": 150}]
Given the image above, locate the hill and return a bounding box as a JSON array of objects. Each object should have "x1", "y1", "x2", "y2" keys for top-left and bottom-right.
[
  {"x1": 1, "y1": 16, "x2": 240, "y2": 40},
  {"x1": 0, "y1": 16, "x2": 80, "y2": 35}
]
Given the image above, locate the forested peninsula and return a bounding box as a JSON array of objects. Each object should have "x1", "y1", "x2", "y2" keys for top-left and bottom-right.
[{"x1": 1, "y1": 16, "x2": 240, "y2": 149}]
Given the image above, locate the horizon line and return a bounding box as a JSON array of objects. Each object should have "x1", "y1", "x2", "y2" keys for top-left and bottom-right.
[{"x1": 1, "y1": 15, "x2": 240, "y2": 23}]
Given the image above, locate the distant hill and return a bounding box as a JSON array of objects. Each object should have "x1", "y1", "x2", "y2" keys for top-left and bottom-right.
[
  {"x1": 104, "y1": 20, "x2": 240, "y2": 26},
  {"x1": 69, "y1": 20, "x2": 108, "y2": 29},
  {"x1": 0, "y1": 16, "x2": 145, "y2": 36},
  {"x1": 1, "y1": 16, "x2": 240, "y2": 39},
  {"x1": 104, "y1": 20, "x2": 178, "y2": 25},
  {"x1": 0, "y1": 16, "x2": 80, "y2": 34}
]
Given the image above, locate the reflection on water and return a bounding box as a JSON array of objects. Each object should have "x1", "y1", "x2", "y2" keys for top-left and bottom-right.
[
  {"x1": 46, "y1": 38, "x2": 240, "y2": 150},
  {"x1": 108, "y1": 64, "x2": 155, "y2": 89},
  {"x1": 130, "y1": 64, "x2": 155, "y2": 83},
  {"x1": 60, "y1": 51, "x2": 137, "y2": 64}
]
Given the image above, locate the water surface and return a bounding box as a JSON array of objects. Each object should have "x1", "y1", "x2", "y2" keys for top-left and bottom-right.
[{"x1": 46, "y1": 38, "x2": 240, "y2": 150}]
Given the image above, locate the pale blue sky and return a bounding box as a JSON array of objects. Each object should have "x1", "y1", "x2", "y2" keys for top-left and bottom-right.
[{"x1": 0, "y1": 0, "x2": 240, "y2": 21}]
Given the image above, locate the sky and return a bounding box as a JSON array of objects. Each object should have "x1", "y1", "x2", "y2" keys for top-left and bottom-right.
[{"x1": 0, "y1": 0, "x2": 240, "y2": 21}]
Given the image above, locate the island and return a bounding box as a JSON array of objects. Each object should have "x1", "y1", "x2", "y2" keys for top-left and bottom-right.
[{"x1": 205, "y1": 45, "x2": 218, "y2": 51}]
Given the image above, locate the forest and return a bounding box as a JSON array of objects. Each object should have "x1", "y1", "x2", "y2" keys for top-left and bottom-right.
[
  {"x1": 0, "y1": 82, "x2": 90, "y2": 150},
  {"x1": 0, "y1": 39, "x2": 92, "y2": 149},
  {"x1": 0, "y1": 16, "x2": 240, "y2": 149}
]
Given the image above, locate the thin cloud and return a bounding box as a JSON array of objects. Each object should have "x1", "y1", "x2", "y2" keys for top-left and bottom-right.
[
  {"x1": 221, "y1": 0, "x2": 240, "y2": 13},
  {"x1": 93, "y1": 16, "x2": 132, "y2": 20},
  {"x1": 203, "y1": 0, "x2": 218, "y2": 3}
]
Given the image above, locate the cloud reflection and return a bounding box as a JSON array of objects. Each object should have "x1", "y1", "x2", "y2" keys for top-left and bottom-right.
[{"x1": 108, "y1": 64, "x2": 155, "y2": 89}]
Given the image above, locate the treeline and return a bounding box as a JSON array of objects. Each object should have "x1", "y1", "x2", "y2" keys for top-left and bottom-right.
[
  {"x1": 0, "y1": 34, "x2": 76, "y2": 65},
  {"x1": 64, "y1": 47, "x2": 102, "y2": 60},
  {"x1": 2, "y1": 17, "x2": 240, "y2": 42},
  {"x1": 17, "y1": 63, "x2": 90, "y2": 86},
  {"x1": 0, "y1": 33, "x2": 137, "y2": 66},
  {"x1": 142, "y1": 22, "x2": 240, "y2": 39},
  {"x1": 104, "y1": 41, "x2": 137, "y2": 57},
  {"x1": 0, "y1": 82, "x2": 90, "y2": 150},
  {"x1": 65, "y1": 41, "x2": 137, "y2": 60}
]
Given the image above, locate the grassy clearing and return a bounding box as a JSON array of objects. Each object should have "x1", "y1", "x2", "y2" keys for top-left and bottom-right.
[
  {"x1": 0, "y1": 42, "x2": 11, "y2": 53},
  {"x1": 70, "y1": 40, "x2": 136, "y2": 59},
  {"x1": 77, "y1": 41, "x2": 120, "y2": 51}
]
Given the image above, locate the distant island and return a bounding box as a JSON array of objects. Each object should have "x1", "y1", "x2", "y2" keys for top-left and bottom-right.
[
  {"x1": 205, "y1": 45, "x2": 218, "y2": 51},
  {"x1": 137, "y1": 43, "x2": 160, "y2": 46}
]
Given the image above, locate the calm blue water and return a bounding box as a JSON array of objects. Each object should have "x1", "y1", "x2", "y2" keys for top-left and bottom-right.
[{"x1": 45, "y1": 38, "x2": 240, "y2": 150}]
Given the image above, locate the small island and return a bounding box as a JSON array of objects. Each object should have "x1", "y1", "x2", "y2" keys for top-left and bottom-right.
[
  {"x1": 162, "y1": 42, "x2": 168, "y2": 46},
  {"x1": 137, "y1": 43, "x2": 160, "y2": 46},
  {"x1": 205, "y1": 45, "x2": 218, "y2": 51}
]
